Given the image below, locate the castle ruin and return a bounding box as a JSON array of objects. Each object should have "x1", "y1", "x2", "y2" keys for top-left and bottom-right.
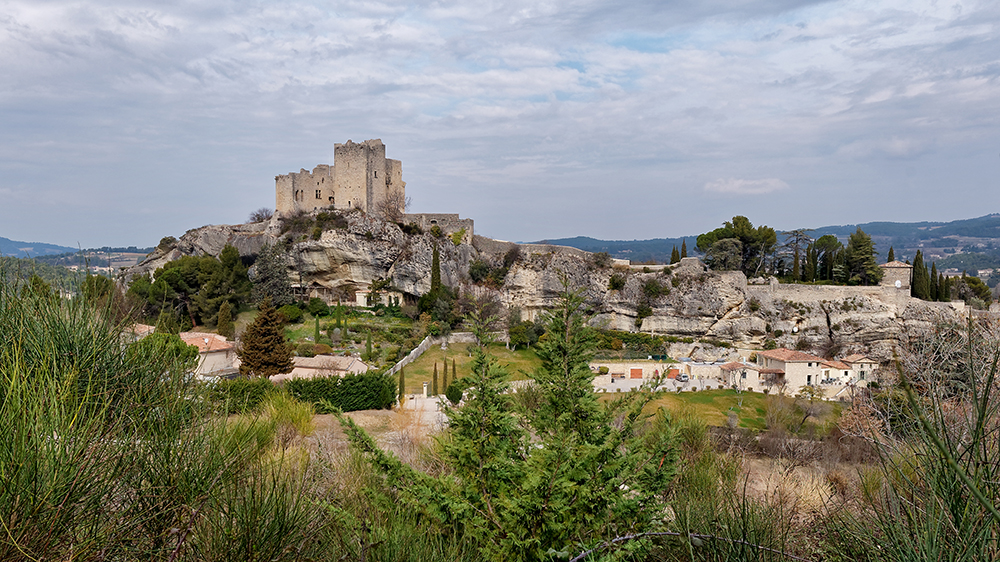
[
  {"x1": 275, "y1": 139, "x2": 474, "y2": 244},
  {"x1": 275, "y1": 139, "x2": 405, "y2": 216}
]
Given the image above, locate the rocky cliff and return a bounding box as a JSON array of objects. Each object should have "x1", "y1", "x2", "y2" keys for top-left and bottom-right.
[{"x1": 126, "y1": 211, "x2": 967, "y2": 361}]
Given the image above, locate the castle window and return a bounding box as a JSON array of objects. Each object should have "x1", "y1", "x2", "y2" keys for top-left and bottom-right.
[{"x1": 315, "y1": 190, "x2": 321, "y2": 199}]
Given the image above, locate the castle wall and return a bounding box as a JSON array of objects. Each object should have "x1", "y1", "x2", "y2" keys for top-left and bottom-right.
[
  {"x1": 275, "y1": 139, "x2": 405, "y2": 216},
  {"x1": 405, "y1": 213, "x2": 475, "y2": 244}
]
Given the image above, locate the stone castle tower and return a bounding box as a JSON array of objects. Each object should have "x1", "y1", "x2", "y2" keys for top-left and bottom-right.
[{"x1": 275, "y1": 139, "x2": 405, "y2": 216}]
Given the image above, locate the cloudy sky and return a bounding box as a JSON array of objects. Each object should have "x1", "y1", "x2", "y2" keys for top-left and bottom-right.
[{"x1": 2, "y1": 0, "x2": 999, "y2": 248}]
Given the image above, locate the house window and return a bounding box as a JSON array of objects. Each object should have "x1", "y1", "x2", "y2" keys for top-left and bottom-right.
[
  {"x1": 315, "y1": 190, "x2": 321, "y2": 199},
  {"x1": 374, "y1": 171, "x2": 377, "y2": 178},
  {"x1": 807, "y1": 374, "x2": 812, "y2": 385},
  {"x1": 860, "y1": 371, "x2": 866, "y2": 380}
]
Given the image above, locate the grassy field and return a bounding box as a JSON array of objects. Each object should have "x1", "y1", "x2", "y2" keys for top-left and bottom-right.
[
  {"x1": 642, "y1": 389, "x2": 843, "y2": 430},
  {"x1": 399, "y1": 342, "x2": 542, "y2": 395}
]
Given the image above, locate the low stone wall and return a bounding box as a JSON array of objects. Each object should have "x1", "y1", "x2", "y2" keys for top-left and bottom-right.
[{"x1": 387, "y1": 331, "x2": 504, "y2": 375}]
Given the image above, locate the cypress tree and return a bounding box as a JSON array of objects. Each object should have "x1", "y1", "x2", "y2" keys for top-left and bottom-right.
[
  {"x1": 433, "y1": 362, "x2": 439, "y2": 395},
  {"x1": 930, "y1": 263, "x2": 939, "y2": 301},
  {"x1": 314, "y1": 317, "x2": 321, "y2": 344},
  {"x1": 792, "y1": 246, "x2": 801, "y2": 281},
  {"x1": 670, "y1": 246, "x2": 680, "y2": 264},
  {"x1": 431, "y1": 243, "x2": 442, "y2": 293},
  {"x1": 941, "y1": 275, "x2": 951, "y2": 301},
  {"x1": 398, "y1": 368, "x2": 406, "y2": 405},
  {"x1": 453, "y1": 358, "x2": 457, "y2": 382},
  {"x1": 911, "y1": 251, "x2": 929, "y2": 300},
  {"x1": 216, "y1": 301, "x2": 234, "y2": 339},
  {"x1": 238, "y1": 298, "x2": 294, "y2": 378},
  {"x1": 680, "y1": 240, "x2": 688, "y2": 258},
  {"x1": 366, "y1": 332, "x2": 373, "y2": 361},
  {"x1": 887, "y1": 246, "x2": 895, "y2": 262}
]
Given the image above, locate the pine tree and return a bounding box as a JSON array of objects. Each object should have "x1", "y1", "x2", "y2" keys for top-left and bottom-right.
[
  {"x1": 250, "y1": 244, "x2": 293, "y2": 306},
  {"x1": 237, "y1": 298, "x2": 293, "y2": 378},
  {"x1": 680, "y1": 240, "x2": 688, "y2": 258},
  {"x1": 670, "y1": 246, "x2": 680, "y2": 264},
  {"x1": 433, "y1": 362, "x2": 439, "y2": 395},
  {"x1": 887, "y1": 246, "x2": 895, "y2": 262},
  {"x1": 216, "y1": 301, "x2": 234, "y2": 339}
]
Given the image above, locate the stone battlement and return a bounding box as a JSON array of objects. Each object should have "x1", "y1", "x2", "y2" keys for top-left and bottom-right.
[{"x1": 275, "y1": 139, "x2": 405, "y2": 216}]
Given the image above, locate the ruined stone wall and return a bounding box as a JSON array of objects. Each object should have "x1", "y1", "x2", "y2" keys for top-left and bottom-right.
[
  {"x1": 333, "y1": 141, "x2": 371, "y2": 212},
  {"x1": 404, "y1": 213, "x2": 474, "y2": 244},
  {"x1": 276, "y1": 139, "x2": 404, "y2": 216}
]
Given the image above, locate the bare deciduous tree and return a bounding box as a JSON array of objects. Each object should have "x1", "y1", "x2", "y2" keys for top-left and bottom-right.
[
  {"x1": 374, "y1": 192, "x2": 410, "y2": 223},
  {"x1": 247, "y1": 207, "x2": 274, "y2": 223}
]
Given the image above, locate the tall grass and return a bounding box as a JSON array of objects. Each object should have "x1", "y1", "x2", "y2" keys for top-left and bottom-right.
[
  {"x1": 0, "y1": 275, "x2": 326, "y2": 560},
  {"x1": 836, "y1": 317, "x2": 1000, "y2": 561}
]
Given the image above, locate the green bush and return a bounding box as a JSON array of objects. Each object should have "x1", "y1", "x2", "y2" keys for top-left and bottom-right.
[
  {"x1": 445, "y1": 382, "x2": 463, "y2": 404},
  {"x1": 608, "y1": 274, "x2": 626, "y2": 291},
  {"x1": 297, "y1": 342, "x2": 316, "y2": 357},
  {"x1": 286, "y1": 372, "x2": 397, "y2": 413},
  {"x1": 306, "y1": 297, "x2": 329, "y2": 317},
  {"x1": 278, "y1": 304, "x2": 304, "y2": 324},
  {"x1": 210, "y1": 377, "x2": 277, "y2": 414}
]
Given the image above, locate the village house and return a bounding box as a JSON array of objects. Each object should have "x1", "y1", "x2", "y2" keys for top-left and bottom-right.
[
  {"x1": 271, "y1": 355, "x2": 371, "y2": 383},
  {"x1": 841, "y1": 353, "x2": 879, "y2": 387},
  {"x1": 755, "y1": 348, "x2": 827, "y2": 394},
  {"x1": 720, "y1": 362, "x2": 763, "y2": 392},
  {"x1": 178, "y1": 332, "x2": 239, "y2": 378}
]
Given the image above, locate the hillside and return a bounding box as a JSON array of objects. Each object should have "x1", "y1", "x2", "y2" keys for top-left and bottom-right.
[
  {"x1": 539, "y1": 213, "x2": 1000, "y2": 281},
  {"x1": 0, "y1": 236, "x2": 77, "y2": 257}
]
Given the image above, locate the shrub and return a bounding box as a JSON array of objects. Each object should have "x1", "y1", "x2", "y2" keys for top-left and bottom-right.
[
  {"x1": 748, "y1": 297, "x2": 761, "y2": 312},
  {"x1": 306, "y1": 297, "x2": 329, "y2": 317},
  {"x1": 599, "y1": 366, "x2": 609, "y2": 374},
  {"x1": 286, "y1": 372, "x2": 397, "y2": 413},
  {"x1": 642, "y1": 278, "x2": 668, "y2": 299},
  {"x1": 313, "y1": 343, "x2": 333, "y2": 355},
  {"x1": 763, "y1": 339, "x2": 777, "y2": 350},
  {"x1": 445, "y1": 382, "x2": 463, "y2": 404},
  {"x1": 589, "y1": 251, "x2": 612, "y2": 269},
  {"x1": 451, "y1": 228, "x2": 466, "y2": 246},
  {"x1": 210, "y1": 377, "x2": 277, "y2": 414},
  {"x1": 297, "y1": 343, "x2": 316, "y2": 357},
  {"x1": 430, "y1": 225, "x2": 443, "y2": 238},
  {"x1": 278, "y1": 304, "x2": 304, "y2": 324},
  {"x1": 608, "y1": 274, "x2": 626, "y2": 291}
]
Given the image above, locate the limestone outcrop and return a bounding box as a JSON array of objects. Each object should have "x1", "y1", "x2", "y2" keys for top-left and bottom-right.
[{"x1": 125, "y1": 211, "x2": 968, "y2": 361}]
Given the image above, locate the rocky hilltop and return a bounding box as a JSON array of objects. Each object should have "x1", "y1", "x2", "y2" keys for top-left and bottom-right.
[{"x1": 127, "y1": 211, "x2": 967, "y2": 361}]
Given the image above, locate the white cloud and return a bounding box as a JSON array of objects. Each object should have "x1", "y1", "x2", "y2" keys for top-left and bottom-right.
[{"x1": 704, "y1": 178, "x2": 790, "y2": 195}]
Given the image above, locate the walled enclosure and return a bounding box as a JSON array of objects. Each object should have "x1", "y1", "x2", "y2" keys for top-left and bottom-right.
[{"x1": 275, "y1": 139, "x2": 405, "y2": 216}]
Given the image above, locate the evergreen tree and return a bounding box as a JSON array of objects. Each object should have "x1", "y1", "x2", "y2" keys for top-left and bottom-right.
[
  {"x1": 911, "y1": 251, "x2": 929, "y2": 300},
  {"x1": 432, "y1": 362, "x2": 439, "y2": 395},
  {"x1": 532, "y1": 283, "x2": 602, "y2": 439},
  {"x1": 939, "y1": 272, "x2": 949, "y2": 301},
  {"x1": 680, "y1": 240, "x2": 687, "y2": 258},
  {"x1": 452, "y1": 358, "x2": 457, "y2": 382},
  {"x1": 930, "y1": 263, "x2": 939, "y2": 301},
  {"x1": 431, "y1": 243, "x2": 441, "y2": 293},
  {"x1": 365, "y1": 332, "x2": 373, "y2": 361},
  {"x1": 804, "y1": 243, "x2": 818, "y2": 282},
  {"x1": 670, "y1": 246, "x2": 680, "y2": 264},
  {"x1": 314, "y1": 317, "x2": 321, "y2": 344},
  {"x1": 442, "y1": 357, "x2": 449, "y2": 390},
  {"x1": 887, "y1": 246, "x2": 895, "y2": 262},
  {"x1": 845, "y1": 228, "x2": 883, "y2": 285},
  {"x1": 216, "y1": 301, "x2": 234, "y2": 339},
  {"x1": 237, "y1": 298, "x2": 293, "y2": 378},
  {"x1": 250, "y1": 244, "x2": 293, "y2": 306},
  {"x1": 398, "y1": 368, "x2": 406, "y2": 406}
]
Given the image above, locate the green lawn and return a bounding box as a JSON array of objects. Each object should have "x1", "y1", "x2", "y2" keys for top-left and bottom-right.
[
  {"x1": 399, "y1": 342, "x2": 542, "y2": 395},
  {"x1": 642, "y1": 389, "x2": 842, "y2": 430}
]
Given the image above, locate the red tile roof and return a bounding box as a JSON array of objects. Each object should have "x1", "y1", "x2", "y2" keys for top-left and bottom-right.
[
  {"x1": 842, "y1": 353, "x2": 874, "y2": 364},
  {"x1": 757, "y1": 348, "x2": 824, "y2": 363},
  {"x1": 881, "y1": 260, "x2": 912, "y2": 268},
  {"x1": 720, "y1": 362, "x2": 760, "y2": 372},
  {"x1": 179, "y1": 332, "x2": 234, "y2": 353},
  {"x1": 821, "y1": 360, "x2": 851, "y2": 370}
]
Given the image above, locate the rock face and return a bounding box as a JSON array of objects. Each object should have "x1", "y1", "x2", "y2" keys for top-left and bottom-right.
[{"x1": 125, "y1": 212, "x2": 967, "y2": 361}]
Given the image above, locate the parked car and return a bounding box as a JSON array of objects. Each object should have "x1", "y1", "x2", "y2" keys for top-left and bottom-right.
[{"x1": 678, "y1": 373, "x2": 690, "y2": 383}]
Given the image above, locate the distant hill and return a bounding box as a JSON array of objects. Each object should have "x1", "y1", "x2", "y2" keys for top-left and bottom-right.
[
  {"x1": 0, "y1": 236, "x2": 77, "y2": 258},
  {"x1": 537, "y1": 213, "x2": 1000, "y2": 272},
  {"x1": 531, "y1": 236, "x2": 700, "y2": 264}
]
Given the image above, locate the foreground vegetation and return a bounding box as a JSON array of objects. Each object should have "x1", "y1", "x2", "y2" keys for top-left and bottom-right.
[{"x1": 4, "y1": 266, "x2": 1000, "y2": 560}]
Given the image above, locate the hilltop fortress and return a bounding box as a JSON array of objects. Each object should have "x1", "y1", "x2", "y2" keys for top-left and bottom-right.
[{"x1": 275, "y1": 139, "x2": 405, "y2": 216}]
